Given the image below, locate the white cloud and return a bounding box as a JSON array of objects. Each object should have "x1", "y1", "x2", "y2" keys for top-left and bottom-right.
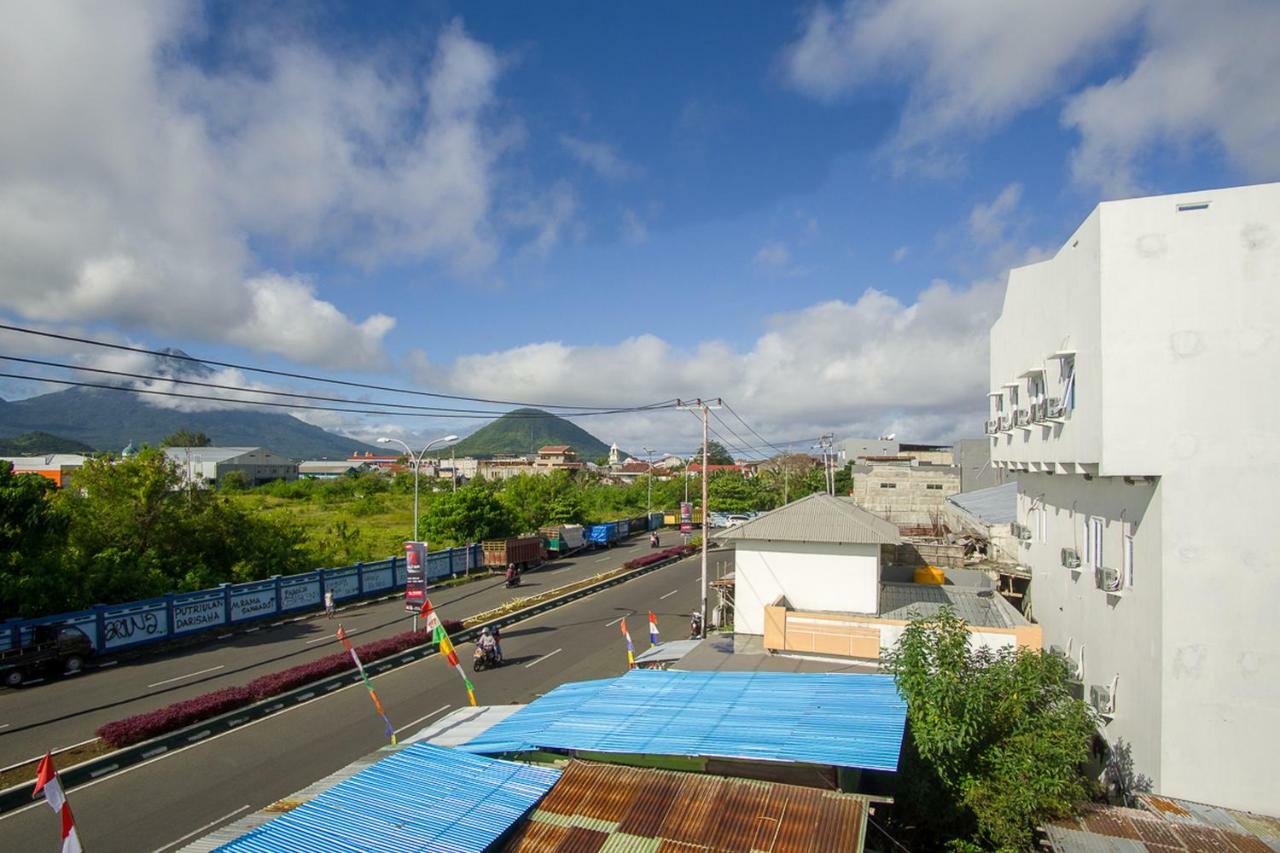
[
  {"x1": 621, "y1": 209, "x2": 649, "y2": 245},
  {"x1": 410, "y1": 280, "x2": 1004, "y2": 447},
  {"x1": 968, "y1": 183, "x2": 1023, "y2": 246},
  {"x1": 892, "y1": 246, "x2": 909, "y2": 262},
  {"x1": 1062, "y1": 0, "x2": 1280, "y2": 195},
  {"x1": 559, "y1": 134, "x2": 638, "y2": 181},
  {"x1": 753, "y1": 241, "x2": 792, "y2": 269},
  {"x1": 504, "y1": 182, "x2": 580, "y2": 257},
  {"x1": 0, "y1": 7, "x2": 513, "y2": 367}
]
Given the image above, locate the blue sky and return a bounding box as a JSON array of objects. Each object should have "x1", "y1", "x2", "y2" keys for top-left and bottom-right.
[{"x1": 0, "y1": 1, "x2": 1276, "y2": 454}]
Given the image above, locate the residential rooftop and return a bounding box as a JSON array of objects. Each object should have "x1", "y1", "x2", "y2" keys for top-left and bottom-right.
[
  {"x1": 713, "y1": 492, "x2": 901, "y2": 546},
  {"x1": 878, "y1": 582, "x2": 1029, "y2": 629}
]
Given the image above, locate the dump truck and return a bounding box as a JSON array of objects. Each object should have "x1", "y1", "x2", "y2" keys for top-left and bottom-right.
[
  {"x1": 1, "y1": 624, "x2": 94, "y2": 687},
  {"x1": 481, "y1": 536, "x2": 545, "y2": 572},
  {"x1": 540, "y1": 524, "x2": 585, "y2": 557},
  {"x1": 584, "y1": 522, "x2": 620, "y2": 548}
]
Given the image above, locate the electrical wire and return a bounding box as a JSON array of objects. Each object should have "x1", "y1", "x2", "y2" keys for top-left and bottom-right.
[
  {"x1": 0, "y1": 355, "x2": 669, "y2": 417},
  {"x1": 0, "y1": 371, "x2": 677, "y2": 420},
  {"x1": 722, "y1": 401, "x2": 795, "y2": 456},
  {"x1": 0, "y1": 322, "x2": 670, "y2": 411}
]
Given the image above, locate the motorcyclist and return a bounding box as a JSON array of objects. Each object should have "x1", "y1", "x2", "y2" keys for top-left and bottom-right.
[
  {"x1": 492, "y1": 625, "x2": 503, "y2": 662},
  {"x1": 505, "y1": 562, "x2": 520, "y2": 586},
  {"x1": 478, "y1": 627, "x2": 497, "y2": 660},
  {"x1": 689, "y1": 611, "x2": 703, "y2": 639},
  {"x1": 650, "y1": 532, "x2": 660, "y2": 548}
]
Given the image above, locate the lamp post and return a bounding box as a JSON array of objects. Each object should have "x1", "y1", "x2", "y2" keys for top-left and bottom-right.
[
  {"x1": 642, "y1": 447, "x2": 656, "y2": 516},
  {"x1": 378, "y1": 434, "x2": 458, "y2": 542}
]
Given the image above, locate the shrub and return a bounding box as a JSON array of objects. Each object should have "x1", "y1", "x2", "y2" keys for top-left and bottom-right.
[{"x1": 96, "y1": 619, "x2": 469, "y2": 747}]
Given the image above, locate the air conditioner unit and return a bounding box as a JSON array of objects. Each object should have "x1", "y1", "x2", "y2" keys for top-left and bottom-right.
[
  {"x1": 1014, "y1": 409, "x2": 1031, "y2": 427},
  {"x1": 1061, "y1": 548, "x2": 1081, "y2": 569},
  {"x1": 985, "y1": 418, "x2": 999, "y2": 435},
  {"x1": 999, "y1": 414, "x2": 1012, "y2": 431},
  {"x1": 1015, "y1": 523, "x2": 1032, "y2": 541},
  {"x1": 1049, "y1": 643, "x2": 1082, "y2": 681},
  {"x1": 1047, "y1": 397, "x2": 1065, "y2": 418},
  {"x1": 1032, "y1": 400, "x2": 1048, "y2": 421},
  {"x1": 1090, "y1": 683, "x2": 1115, "y2": 716},
  {"x1": 1095, "y1": 566, "x2": 1121, "y2": 592}
]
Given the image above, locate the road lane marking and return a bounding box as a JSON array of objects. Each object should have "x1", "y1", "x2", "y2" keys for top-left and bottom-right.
[
  {"x1": 659, "y1": 589, "x2": 679, "y2": 600},
  {"x1": 150, "y1": 804, "x2": 251, "y2": 853},
  {"x1": 0, "y1": 724, "x2": 9, "y2": 730},
  {"x1": 393, "y1": 704, "x2": 451, "y2": 736},
  {"x1": 525, "y1": 648, "x2": 562, "y2": 669},
  {"x1": 305, "y1": 628, "x2": 357, "y2": 645},
  {"x1": 147, "y1": 665, "x2": 225, "y2": 688},
  {"x1": 604, "y1": 615, "x2": 630, "y2": 628}
]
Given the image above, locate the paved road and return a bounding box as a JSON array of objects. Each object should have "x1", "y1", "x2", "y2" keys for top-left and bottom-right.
[
  {"x1": 0, "y1": 553, "x2": 703, "y2": 852},
  {"x1": 0, "y1": 536, "x2": 666, "y2": 769}
]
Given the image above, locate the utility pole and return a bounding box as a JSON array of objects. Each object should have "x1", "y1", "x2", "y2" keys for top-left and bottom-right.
[
  {"x1": 677, "y1": 398, "x2": 722, "y2": 638},
  {"x1": 451, "y1": 447, "x2": 457, "y2": 492},
  {"x1": 813, "y1": 434, "x2": 835, "y2": 496},
  {"x1": 643, "y1": 447, "x2": 655, "y2": 516}
]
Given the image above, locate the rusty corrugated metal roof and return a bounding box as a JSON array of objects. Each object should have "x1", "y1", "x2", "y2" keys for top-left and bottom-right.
[
  {"x1": 503, "y1": 761, "x2": 869, "y2": 853},
  {"x1": 1044, "y1": 801, "x2": 1277, "y2": 852}
]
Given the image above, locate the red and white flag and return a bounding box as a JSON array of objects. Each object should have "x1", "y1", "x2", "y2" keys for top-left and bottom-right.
[
  {"x1": 648, "y1": 611, "x2": 660, "y2": 645},
  {"x1": 418, "y1": 598, "x2": 442, "y2": 633},
  {"x1": 33, "y1": 752, "x2": 83, "y2": 853}
]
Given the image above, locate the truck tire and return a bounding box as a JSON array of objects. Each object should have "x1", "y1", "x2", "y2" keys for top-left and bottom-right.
[
  {"x1": 64, "y1": 655, "x2": 85, "y2": 675},
  {"x1": 4, "y1": 668, "x2": 23, "y2": 688}
]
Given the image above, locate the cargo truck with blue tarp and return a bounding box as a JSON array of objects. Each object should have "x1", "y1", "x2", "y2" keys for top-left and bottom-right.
[{"x1": 584, "y1": 522, "x2": 620, "y2": 548}]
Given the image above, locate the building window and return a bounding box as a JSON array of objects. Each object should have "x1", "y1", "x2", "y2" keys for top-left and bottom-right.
[
  {"x1": 1060, "y1": 355, "x2": 1076, "y2": 412},
  {"x1": 879, "y1": 482, "x2": 897, "y2": 489},
  {"x1": 926, "y1": 484, "x2": 943, "y2": 490},
  {"x1": 1123, "y1": 526, "x2": 1134, "y2": 588},
  {"x1": 1089, "y1": 517, "x2": 1104, "y2": 569}
]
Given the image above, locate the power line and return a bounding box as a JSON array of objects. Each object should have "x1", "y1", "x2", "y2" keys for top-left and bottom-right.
[
  {"x1": 722, "y1": 402, "x2": 795, "y2": 457},
  {"x1": 0, "y1": 371, "x2": 677, "y2": 420},
  {"x1": 0, "y1": 322, "x2": 665, "y2": 411},
  {"x1": 0, "y1": 355, "x2": 668, "y2": 417}
]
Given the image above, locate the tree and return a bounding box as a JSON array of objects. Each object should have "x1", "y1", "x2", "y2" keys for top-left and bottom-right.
[
  {"x1": 882, "y1": 608, "x2": 1096, "y2": 851},
  {"x1": 420, "y1": 481, "x2": 518, "y2": 546},
  {"x1": 0, "y1": 462, "x2": 71, "y2": 618},
  {"x1": 162, "y1": 430, "x2": 212, "y2": 447},
  {"x1": 707, "y1": 472, "x2": 773, "y2": 513},
  {"x1": 704, "y1": 440, "x2": 734, "y2": 466},
  {"x1": 219, "y1": 470, "x2": 249, "y2": 491}
]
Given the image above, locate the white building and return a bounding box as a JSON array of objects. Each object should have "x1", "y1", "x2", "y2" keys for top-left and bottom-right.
[
  {"x1": 987, "y1": 182, "x2": 1280, "y2": 816},
  {"x1": 163, "y1": 446, "x2": 297, "y2": 486}
]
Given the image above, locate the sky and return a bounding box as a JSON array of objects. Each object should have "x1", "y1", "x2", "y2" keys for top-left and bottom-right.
[{"x1": 0, "y1": 1, "x2": 1277, "y2": 457}]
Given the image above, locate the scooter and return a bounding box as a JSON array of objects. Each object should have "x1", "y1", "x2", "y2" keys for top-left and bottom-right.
[
  {"x1": 649, "y1": 534, "x2": 660, "y2": 549},
  {"x1": 505, "y1": 571, "x2": 522, "y2": 588},
  {"x1": 689, "y1": 613, "x2": 704, "y2": 640},
  {"x1": 473, "y1": 645, "x2": 502, "y2": 671}
]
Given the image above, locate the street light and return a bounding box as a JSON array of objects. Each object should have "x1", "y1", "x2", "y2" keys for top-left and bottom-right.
[
  {"x1": 642, "y1": 447, "x2": 656, "y2": 516},
  {"x1": 378, "y1": 434, "x2": 458, "y2": 541}
]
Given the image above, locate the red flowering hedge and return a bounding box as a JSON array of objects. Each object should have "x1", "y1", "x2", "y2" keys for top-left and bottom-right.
[
  {"x1": 622, "y1": 544, "x2": 696, "y2": 571},
  {"x1": 97, "y1": 618, "x2": 465, "y2": 748}
]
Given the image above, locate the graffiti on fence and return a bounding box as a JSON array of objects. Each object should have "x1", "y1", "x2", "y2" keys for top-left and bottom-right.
[
  {"x1": 103, "y1": 608, "x2": 167, "y2": 648},
  {"x1": 173, "y1": 598, "x2": 226, "y2": 633}
]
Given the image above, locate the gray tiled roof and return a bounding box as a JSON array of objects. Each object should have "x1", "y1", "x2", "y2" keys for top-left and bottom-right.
[
  {"x1": 946, "y1": 481, "x2": 1017, "y2": 525},
  {"x1": 878, "y1": 582, "x2": 1028, "y2": 628},
  {"x1": 713, "y1": 493, "x2": 900, "y2": 545}
]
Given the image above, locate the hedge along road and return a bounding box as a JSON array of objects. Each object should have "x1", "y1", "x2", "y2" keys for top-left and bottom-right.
[
  {"x1": 0, "y1": 554, "x2": 704, "y2": 853},
  {"x1": 0, "y1": 535, "x2": 663, "y2": 769}
]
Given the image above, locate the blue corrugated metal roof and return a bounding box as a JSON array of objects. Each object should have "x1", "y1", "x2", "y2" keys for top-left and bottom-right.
[
  {"x1": 460, "y1": 669, "x2": 907, "y2": 772},
  {"x1": 215, "y1": 743, "x2": 560, "y2": 852},
  {"x1": 947, "y1": 481, "x2": 1017, "y2": 525}
]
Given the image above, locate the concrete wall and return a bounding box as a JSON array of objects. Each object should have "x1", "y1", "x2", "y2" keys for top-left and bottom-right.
[
  {"x1": 989, "y1": 182, "x2": 1280, "y2": 816},
  {"x1": 851, "y1": 463, "x2": 961, "y2": 525},
  {"x1": 956, "y1": 438, "x2": 1009, "y2": 492},
  {"x1": 733, "y1": 540, "x2": 880, "y2": 636},
  {"x1": 834, "y1": 437, "x2": 897, "y2": 465}
]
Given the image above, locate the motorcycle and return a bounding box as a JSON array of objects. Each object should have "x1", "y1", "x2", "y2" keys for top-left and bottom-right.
[
  {"x1": 505, "y1": 572, "x2": 522, "y2": 588},
  {"x1": 649, "y1": 534, "x2": 660, "y2": 549},
  {"x1": 689, "y1": 613, "x2": 704, "y2": 640},
  {"x1": 473, "y1": 644, "x2": 502, "y2": 671}
]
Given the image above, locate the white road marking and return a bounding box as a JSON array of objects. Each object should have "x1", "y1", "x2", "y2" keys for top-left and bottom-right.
[
  {"x1": 604, "y1": 615, "x2": 630, "y2": 628},
  {"x1": 97, "y1": 660, "x2": 119, "y2": 668},
  {"x1": 150, "y1": 804, "x2": 251, "y2": 853},
  {"x1": 659, "y1": 589, "x2": 679, "y2": 600},
  {"x1": 147, "y1": 665, "x2": 225, "y2": 688},
  {"x1": 393, "y1": 704, "x2": 451, "y2": 736},
  {"x1": 525, "y1": 648, "x2": 563, "y2": 669},
  {"x1": 305, "y1": 628, "x2": 355, "y2": 645},
  {"x1": 0, "y1": 724, "x2": 9, "y2": 731}
]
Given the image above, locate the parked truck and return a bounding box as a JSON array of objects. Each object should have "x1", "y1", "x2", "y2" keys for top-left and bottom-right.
[
  {"x1": 0, "y1": 624, "x2": 94, "y2": 687},
  {"x1": 540, "y1": 524, "x2": 585, "y2": 557},
  {"x1": 481, "y1": 536, "x2": 546, "y2": 572},
  {"x1": 584, "y1": 522, "x2": 620, "y2": 548}
]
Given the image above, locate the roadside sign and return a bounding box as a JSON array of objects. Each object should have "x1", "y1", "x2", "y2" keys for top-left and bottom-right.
[
  {"x1": 679, "y1": 501, "x2": 693, "y2": 533},
  {"x1": 404, "y1": 541, "x2": 427, "y2": 611}
]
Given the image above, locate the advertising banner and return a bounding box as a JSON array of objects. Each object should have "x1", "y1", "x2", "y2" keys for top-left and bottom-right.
[
  {"x1": 404, "y1": 541, "x2": 427, "y2": 612},
  {"x1": 679, "y1": 501, "x2": 693, "y2": 533}
]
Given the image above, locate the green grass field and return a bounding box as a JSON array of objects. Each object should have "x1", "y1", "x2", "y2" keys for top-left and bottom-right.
[{"x1": 228, "y1": 492, "x2": 415, "y2": 565}]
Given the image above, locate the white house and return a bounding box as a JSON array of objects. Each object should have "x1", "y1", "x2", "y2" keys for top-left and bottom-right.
[
  {"x1": 163, "y1": 446, "x2": 297, "y2": 486},
  {"x1": 987, "y1": 181, "x2": 1280, "y2": 816}
]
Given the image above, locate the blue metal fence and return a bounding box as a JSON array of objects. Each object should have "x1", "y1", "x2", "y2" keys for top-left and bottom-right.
[{"x1": 0, "y1": 544, "x2": 483, "y2": 656}]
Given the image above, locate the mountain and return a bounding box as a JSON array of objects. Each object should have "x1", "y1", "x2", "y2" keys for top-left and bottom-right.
[
  {"x1": 0, "y1": 431, "x2": 96, "y2": 455},
  {"x1": 438, "y1": 408, "x2": 614, "y2": 459},
  {"x1": 0, "y1": 350, "x2": 385, "y2": 459}
]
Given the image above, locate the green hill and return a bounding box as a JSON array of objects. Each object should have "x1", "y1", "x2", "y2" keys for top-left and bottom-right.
[
  {"x1": 437, "y1": 408, "x2": 613, "y2": 459},
  {"x1": 0, "y1": 431, "x2": 96, "y2": 455}
]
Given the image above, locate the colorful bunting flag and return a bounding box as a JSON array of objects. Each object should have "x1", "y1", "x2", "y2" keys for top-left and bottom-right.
[
  {"x1": 428, "y1": 604, "x2": 476, "y2": 706},
  {"x1": 33, "y1": 752, "x2": 83, "y2": 853},
  {"x1": 418, "y1": 598, "x2": 441, "y2": 634},
  {"x1": 337, "y1": 625, "x2": 397, "y2": 744},
  {"x1": 649, "y1": 611, "x2": 660, "y2": 646},
  {"x1": 621, "y1": 617, "x2": 635, "y2": 668}
]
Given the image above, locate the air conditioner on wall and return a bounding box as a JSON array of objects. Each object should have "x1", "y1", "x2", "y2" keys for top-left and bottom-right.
[
  {"x1": 1061, "y1": 548, "x2": 1081, "y2": 569},
  {"x1": 1095, "y1": 566, "x2": 1121, "y2": 592},
  {"x1": 1090, "y1": 683, "x2": 1115, "y2": 716},
  {"x1": 999, "y1": 414, "x2": 1012, "y2": 431},
  {"x1": 1032, "y1": 400, "x2": 1048, "y2": 421},
  {"x1": 985, "y1": 418, "x2": 999, "y2": 435},
  {"x1": 1014, "y1": 409, "x2": 1030, "y2": 427},
  {"x1": 1047, "y1": 397, "x2": 1065, "y2": 418},
  {"x1": 1016, "y1": 523, "x2": 1032, "y2": 541}
]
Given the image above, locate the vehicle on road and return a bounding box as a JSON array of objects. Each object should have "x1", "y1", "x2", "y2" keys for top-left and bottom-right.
[
  {"x1": 482, "y1": 536, "x2": 545, "y2": 573},
  {"x1": 540, "y1": 523, "x2": 585, "y2": 557},
  {"x1": 584, "y1": 521, "x2": 620, "y2": 548},
  {"x1": 473, "y1": 644, "x2": 502, "y2": 671},
  {"x1": 1, "y1": 624, "x2": 94, "y2": 687},
  {"x1": 725, "y1": 514, "x2": 751, "y2": 527}
]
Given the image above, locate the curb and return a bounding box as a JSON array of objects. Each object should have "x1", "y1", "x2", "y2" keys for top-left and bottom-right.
[{"x1": 0, "y1": 550, "x2": 691, "y2": 814}]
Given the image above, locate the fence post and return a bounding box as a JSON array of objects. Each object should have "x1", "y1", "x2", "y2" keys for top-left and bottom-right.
[
  {"x1": 448, "y1": 547, "x2": 455, "y2": 578},
  {"x1": 164, "y1": 593, "x2": 176, "y2": 637},
  {"x1": 93, "y1": 604, "x2": 108, "y2": 653},
  {"x1": 356, "y1": 563, "x2": 366, "y2": 596},
  {"x1": 220, "y1": 583, "x2": 232, "y2": 624},
  {"x1": 273, "y1": 575, "x2": 283, "y2": 615}
]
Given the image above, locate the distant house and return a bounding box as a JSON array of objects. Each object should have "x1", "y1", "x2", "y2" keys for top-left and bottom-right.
[
  {"x1": 714, "y1": 493, "x2": 1038, "y2": 660},
  {"x1": 346, "y1": 450, "x2": 403, "y2": 472},
  {"x1": 534, "y1": 445, "x2": 577, "y2": 466},
  {"x1": 0, "y1": 454, "x2": 89, "y2": 487},
  {"x1": 164, "y1": 447, "x2": 297, "y2": 487},
  {"x1": 298, "y1": 460, "x2": 372, "y2": 480},
  {"x1": 850, "y1": 459, "x2": 961, "y2": 527}
]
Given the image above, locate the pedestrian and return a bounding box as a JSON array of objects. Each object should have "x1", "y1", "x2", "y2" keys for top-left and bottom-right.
[{"x1": 324, "y1": 590, "x2": 335, "y2": 619}]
